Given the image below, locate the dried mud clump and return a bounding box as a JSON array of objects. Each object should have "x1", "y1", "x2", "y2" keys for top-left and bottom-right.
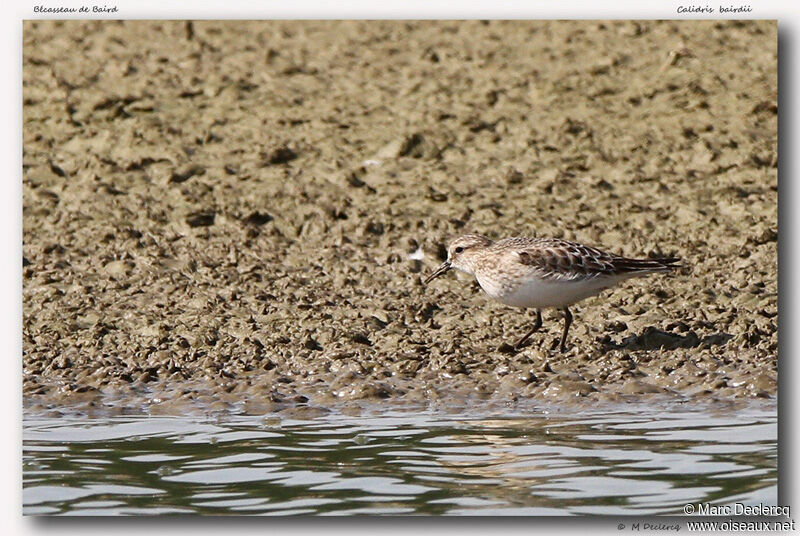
[{"x1": 23, "y1": 20, "x2": 776, "y2": 413}]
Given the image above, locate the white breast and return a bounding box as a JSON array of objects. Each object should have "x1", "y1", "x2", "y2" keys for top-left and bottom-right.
[{"x1": 477, "y1": 272, "x2": 628, "y2": 309}]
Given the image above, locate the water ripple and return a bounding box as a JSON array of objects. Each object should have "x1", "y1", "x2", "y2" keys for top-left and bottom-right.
[{"x1": 23, "y1": 401, "x2": 777, "y2": 515}]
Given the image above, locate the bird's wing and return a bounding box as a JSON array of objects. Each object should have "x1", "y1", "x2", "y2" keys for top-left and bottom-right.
[
  {"x1": 503, "y1": 237, "x2": 678, "y2": 281},
  {"x1": 512, "y1": 238, "x2": 619, "y2": 281}
]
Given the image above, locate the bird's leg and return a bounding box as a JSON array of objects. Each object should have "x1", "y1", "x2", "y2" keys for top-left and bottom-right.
[
  {"x1": 513, "y1": 309, "x2": 543, "y2": 349},
  {"x1": 558, "y1": 307, "x2": 573, "y2": 353}
]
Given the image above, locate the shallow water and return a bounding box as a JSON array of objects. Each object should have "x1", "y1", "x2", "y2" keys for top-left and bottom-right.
[{"x1": 23, "y1": 401, "x2": 777, "y2": 515}]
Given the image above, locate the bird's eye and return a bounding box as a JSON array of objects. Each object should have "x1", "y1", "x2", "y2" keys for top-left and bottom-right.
[{"x1": 454, "y1": 246, "x2": 464, "y2": 254}]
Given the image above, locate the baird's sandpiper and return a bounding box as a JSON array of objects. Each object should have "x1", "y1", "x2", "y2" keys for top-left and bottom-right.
[{"x1": 423, "y1": 234, "x2": 680, "y2": 352}]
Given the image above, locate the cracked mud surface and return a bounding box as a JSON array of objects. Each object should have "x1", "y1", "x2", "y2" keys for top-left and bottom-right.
[{"x1": 23, "y1": 20, "x2": 777, "y2": 415}]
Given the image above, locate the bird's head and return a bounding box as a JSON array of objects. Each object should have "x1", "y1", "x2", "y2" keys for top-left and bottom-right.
[{"x1": 423, "y1": 234, "x2": 493, "y2": 283}]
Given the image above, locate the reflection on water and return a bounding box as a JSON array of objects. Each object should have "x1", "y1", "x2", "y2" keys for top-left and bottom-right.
[{"x1": 23, "y1": 401, "x2": 777, "y2": 515}]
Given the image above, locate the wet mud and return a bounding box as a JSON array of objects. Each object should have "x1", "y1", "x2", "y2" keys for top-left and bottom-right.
[{"x1": 23, "y1": 20, "x2": 777, "y2": 413}]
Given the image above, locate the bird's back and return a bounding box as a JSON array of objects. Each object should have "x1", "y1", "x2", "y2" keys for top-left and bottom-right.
[{"x1": 490, "y1": 237, "x2": 679, "y2": 282}]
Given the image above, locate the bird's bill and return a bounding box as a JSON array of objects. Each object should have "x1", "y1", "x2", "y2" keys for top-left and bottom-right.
[{"x1": 423, "y1": 261, "x2": 451, "y2": 284}]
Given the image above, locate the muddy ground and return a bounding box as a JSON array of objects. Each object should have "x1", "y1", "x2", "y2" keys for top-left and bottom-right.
[{"x1": 22, "y1": 20, "x2": 777, "y2": 415}]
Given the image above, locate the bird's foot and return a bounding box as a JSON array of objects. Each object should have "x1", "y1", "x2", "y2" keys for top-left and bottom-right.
[
  {"x1": 498, "y1": 342, "x2": 518, "y2": 354},
  {"x1": 513, "y1": 338, "x2": 531, "y2": 350}
]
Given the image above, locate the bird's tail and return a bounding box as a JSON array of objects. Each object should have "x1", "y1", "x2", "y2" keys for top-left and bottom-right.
[{"x1": 612, "y1": 256, "x2": 681, "y2": 274}]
